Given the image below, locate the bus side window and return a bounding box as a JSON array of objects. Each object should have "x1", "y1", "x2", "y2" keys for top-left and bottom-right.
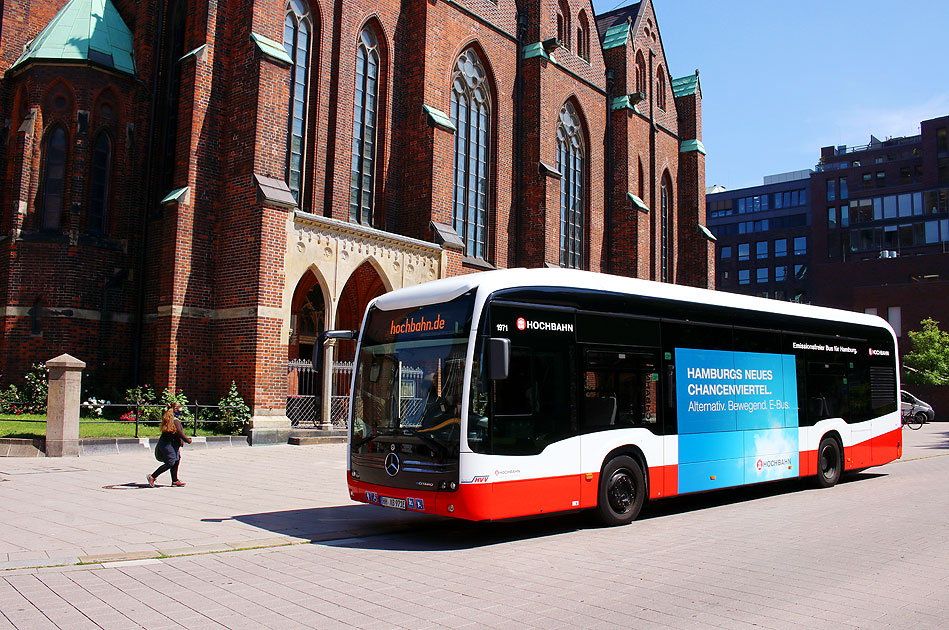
[
  {"x1": 807, "y1": 362, "x2": 848, "y2": 421},
  {"x1": 581, "y1": 349, "x2": 659, "y2": 432},
  {"x1": 494, "y1": 346, "x2": 533, "y2": 417},
  {"x1": 492, "y1": 345, "x2": 574, "y2": 455}
]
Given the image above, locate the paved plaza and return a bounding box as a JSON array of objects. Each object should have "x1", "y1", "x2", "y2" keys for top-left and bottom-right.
[{"x1": 1, "y1": 426, "x2": 948, "y2": 628}]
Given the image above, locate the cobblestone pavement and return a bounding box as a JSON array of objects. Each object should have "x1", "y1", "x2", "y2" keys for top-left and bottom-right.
[{"x1": 1, "y1": 427, "x2": 948, "y2": 628}]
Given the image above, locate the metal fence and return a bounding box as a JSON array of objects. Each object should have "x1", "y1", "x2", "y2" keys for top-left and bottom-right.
[
  {"x1": 287, "y1": 359, "x2": 353, "y2": 428},
  {"x1": 77, "y1": 401, "x2": 247, "y2": 438}
]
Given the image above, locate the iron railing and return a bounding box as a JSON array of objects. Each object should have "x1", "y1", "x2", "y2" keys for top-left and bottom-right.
[
  {"x1": 78, "y1": 402, "x2": 247, "y2": 438},
  {"x1": 287, "y1": 360, "x2": 354, "y2": 428}
]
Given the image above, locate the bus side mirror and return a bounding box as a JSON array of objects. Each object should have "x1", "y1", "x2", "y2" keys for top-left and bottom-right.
[
  {"x1": 312, "y1": 329, "x2": 358, "y2": 369},
  {"x1": 489, "y1": 338, "x2": 510, "y2": 380}
]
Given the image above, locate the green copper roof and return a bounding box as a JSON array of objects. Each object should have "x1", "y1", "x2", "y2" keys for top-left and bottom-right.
[
  {"x1": 523, "y1": 42, "x2": 550, "y2": 61},
  {"x1": 423, "y1": 105, "x2": 456, "y2": 132},
  {"x1": 250, "y1": 33, "x2": 292, "y2": 65},
  {"x1": 160, "y1": 186, "x2": 189, "y2": 205},
  {"x1": 611, "y1": 95, "x2": 633, "y2": 111},
  {"x1": 628, "y1": 193, "x2": 649, "y2": 213},
  {"x1": 671, "y1": 73, "x2": 699, "y2": 97},
  {"x1": 11, "y1": 0, "x2": 136, "y2": 75},
  {"x1": 680, "y1": 139, "x2": 707, "y2": 155},
  {"x1": 602, "y1": 23, "x2": 630, "y2": 50}
]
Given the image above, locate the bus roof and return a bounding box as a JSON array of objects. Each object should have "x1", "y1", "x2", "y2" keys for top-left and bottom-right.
[{"x1": 371, "y1": 268, "x2": 892, "y2": 332}]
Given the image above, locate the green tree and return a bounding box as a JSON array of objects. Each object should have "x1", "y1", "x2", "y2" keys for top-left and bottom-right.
[{"x1": 903, "y1": 318, "x2": 949, "y2": 386}]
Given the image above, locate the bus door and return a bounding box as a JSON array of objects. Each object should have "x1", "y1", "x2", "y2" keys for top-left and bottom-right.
[
  {"x1": 574, "y1": 312, "x2": 666, "y2": 500},
  {"x1": 578, "y1": 346, "x2": 663, "y2": 498},
  {"x1": 486, "y1": 303, "x2": 579, "y2": 516}
]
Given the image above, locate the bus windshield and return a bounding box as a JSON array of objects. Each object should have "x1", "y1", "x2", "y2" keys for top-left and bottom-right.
[{"x1": 352, "y1": 290, "x2": 475, "y2": 452}]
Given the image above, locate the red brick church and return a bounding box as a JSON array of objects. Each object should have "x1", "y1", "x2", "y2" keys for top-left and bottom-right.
[{"x1": 0, "y1": 0, "x2": 712, "y2": 442}]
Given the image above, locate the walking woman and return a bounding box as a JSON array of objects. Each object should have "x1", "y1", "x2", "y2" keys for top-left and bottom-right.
[{"x1": 147, "y1": 403, "x2": 192, "y2": 487}]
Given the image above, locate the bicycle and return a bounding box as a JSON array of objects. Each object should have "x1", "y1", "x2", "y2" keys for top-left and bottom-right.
[{"x1": 902, "y1": 407, "x2": 925, "y2": 430}]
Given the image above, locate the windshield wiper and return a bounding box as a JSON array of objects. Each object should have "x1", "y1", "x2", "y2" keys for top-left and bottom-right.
[
  {"x1": 352, "y1": 429, "x2": 399, "y2": 449},
  {"x1": 400, "y1": 427, "x2": 448, "y2": 456}
]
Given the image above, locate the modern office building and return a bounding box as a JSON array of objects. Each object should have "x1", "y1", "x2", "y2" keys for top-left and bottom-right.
[
  {"x1": 707, "y1": 115, "x2": 949, "y2": 375},
  {"x1": 810, "y1": 115, "x2": 949, "y2": 345},
  {"x1": 706, "y1": 170, "x2": 813, "y2": 302}
]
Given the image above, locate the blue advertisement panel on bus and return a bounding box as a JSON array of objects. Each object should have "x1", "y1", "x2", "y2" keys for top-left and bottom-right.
[{"x1": 675, "y1": 348, "x2": 799, "y2": 494}]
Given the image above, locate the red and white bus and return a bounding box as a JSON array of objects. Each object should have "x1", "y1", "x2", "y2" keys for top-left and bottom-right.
[{"x1": 340, "y1": 268, "x2": 901, "y2": 525}]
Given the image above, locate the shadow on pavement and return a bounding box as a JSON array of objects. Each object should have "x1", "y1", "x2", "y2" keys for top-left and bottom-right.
[
  {"x1": 923, "y1": 428, "x2": 949, "y2": 450},
  {"x1": 218, "y1": 504, "x2": 445, "y2": 541},
  {"x1": 223, "y1": 473, "x2": 888, "y2": 552}
]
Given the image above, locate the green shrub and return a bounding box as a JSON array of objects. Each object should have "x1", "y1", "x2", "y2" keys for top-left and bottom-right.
[
  {"x1": 125, "y1": 383, "x2": 166, "y2": 423},
  {"x1": 22, "y1": 364, "x2": 48, "y2": 413},
  {"x1": 216, "y1": 381, "x2": 251, "y2": 435},
  {"x1": 0, "y1": 384, "x2": 25, "y2": 415}
]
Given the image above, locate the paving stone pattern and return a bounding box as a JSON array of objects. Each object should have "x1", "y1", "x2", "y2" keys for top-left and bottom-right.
[{"x1": 1, "y1": 429, "x2": 948, "y2": 628}]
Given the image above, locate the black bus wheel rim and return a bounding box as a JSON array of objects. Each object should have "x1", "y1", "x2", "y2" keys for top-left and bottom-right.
[
  {"x1": 820, "y1": 445, "x2": 838, "y2": 478},
  {"x1": 608, "y1": 470, "x2": 635, "y2": 514}
]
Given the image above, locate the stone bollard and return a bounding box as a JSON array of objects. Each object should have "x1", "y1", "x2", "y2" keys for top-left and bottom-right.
[{"x1": 45, "y1": 354, "x2": 86, "y2": 457}]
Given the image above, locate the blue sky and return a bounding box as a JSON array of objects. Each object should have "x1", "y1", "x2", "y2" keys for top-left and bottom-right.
[{"x1": 589, "y1": 0, "x2": 949, "y2": 190}]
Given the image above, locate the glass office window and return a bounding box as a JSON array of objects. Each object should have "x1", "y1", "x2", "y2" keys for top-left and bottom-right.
[
  {"x1": 898, "y1": 194, "x2": 912, "y2": 218},
  {"x1": 738, "y1": 269, "x2": 750, "y2": 285},
  {"x1": 756, "y1": 241, "x2": 768, "y2": 259},
  {"x1": 774, "y1": 238, "x2": 787, "y2": 257},
  {"x1": 738, "y1": 243, "x2": 750, "y2": 261},
  {"x1": 883, "y1": 196, "x2": 897, "y2": 219},
  {"x1": 925, "y1": 221, "x2": 939, "y2": 244},
  {"x1": 793, "y1": 236, "x2": 806, "y2": 255},
  {"x1": 888, "y1": 306, "x2": 901, "y2": 337}
]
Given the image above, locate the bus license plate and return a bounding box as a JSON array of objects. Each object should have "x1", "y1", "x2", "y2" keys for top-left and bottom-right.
[{"x1": 380, "y1": 496, "x2": 406, "y2": 510}]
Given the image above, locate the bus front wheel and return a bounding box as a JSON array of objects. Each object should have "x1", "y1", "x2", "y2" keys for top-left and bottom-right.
[
  {"x1": 815, "y1": 436, "x2": 842, "y2": 488},
  {"x1": 596, "y1": 456, "x2": 646, "y2": 526}
]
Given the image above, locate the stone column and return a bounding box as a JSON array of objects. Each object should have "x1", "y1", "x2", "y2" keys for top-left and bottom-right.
[
  {"x1": 45, "y1": 354, "x2": 86, "y2": 457},
  {"x1": 320, "y1": 338, "x2": 336, "y2": 430}
]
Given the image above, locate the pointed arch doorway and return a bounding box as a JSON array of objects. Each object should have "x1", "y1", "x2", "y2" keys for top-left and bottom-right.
[{"x1": 287, "y1": 270, "x2": 329, "y2": 427}]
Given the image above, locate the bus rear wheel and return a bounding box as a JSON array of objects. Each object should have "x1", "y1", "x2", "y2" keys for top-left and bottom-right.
[
  {"x1": 596, "y1": 456, "x2": 646, "y2": 526},
  {"x1": 815, "y1": 436, "x2": 842, "y2": 488}
]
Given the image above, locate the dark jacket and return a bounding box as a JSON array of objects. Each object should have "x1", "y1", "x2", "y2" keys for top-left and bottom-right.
[{"x1": 155, "y1": 418, "x2": 192, "y2": 463}]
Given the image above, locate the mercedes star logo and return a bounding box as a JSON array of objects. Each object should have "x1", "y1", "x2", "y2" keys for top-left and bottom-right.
[{"x1": 384, "y1": 452, "x2": 401, "y2": 477}]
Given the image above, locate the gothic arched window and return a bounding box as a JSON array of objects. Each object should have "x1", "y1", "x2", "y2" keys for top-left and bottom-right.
[
  {"x1": 558, "y1": 102, "x2": 584, "y2": 269},
  {"x1": 661, "y1": 174, "x2": 673, "y2": 282},
  {"x1": 350, "y1": 27, "x2": 381, "y2": 225},
  {"x1": 656, "y1": 65, "x2": 666, "y2": 110},
  {"x1": 450, "y1": 49, "x2": 491, "y2": 260},
  {"x1": 88, "y1": 131, "x2": 112, "y2": 233},
  {"x1": 577, "y1": 10, "x2": 590, "y2": 60},
  {"x1": 635, "y1": 51, "x2": 646, "y2": 96},
  {"x1": 284, "y1": 0, "x2": 313, "y2": 205},
  {"x1": 41, "y1": 126, "x2": 67, "y2": 231}
]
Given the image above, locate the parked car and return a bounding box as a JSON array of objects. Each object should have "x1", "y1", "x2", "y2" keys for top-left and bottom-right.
[{"x1": 901, "y1": 390, "x2": 936, "y2": 424}]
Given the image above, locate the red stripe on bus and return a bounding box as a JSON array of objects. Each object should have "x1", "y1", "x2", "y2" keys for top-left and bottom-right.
[
  {"x1": 348, "y1": 430, "x2": 902, "y2": 521},
  {"x1": 799, "y1": 426, "x2": 902, "y2": 476}
]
